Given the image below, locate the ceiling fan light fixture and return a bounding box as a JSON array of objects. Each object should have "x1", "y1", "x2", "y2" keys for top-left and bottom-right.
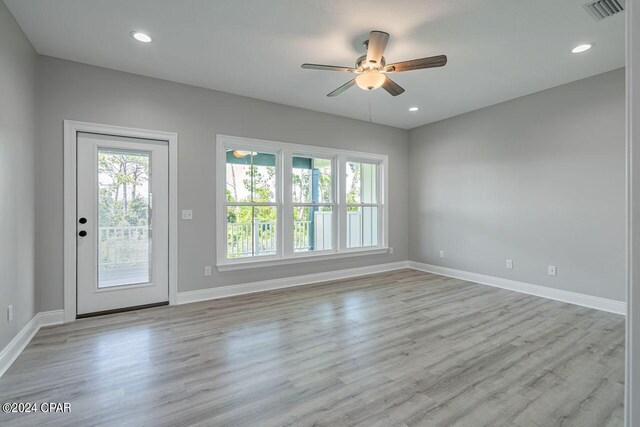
[
  {"x1": 355, "y1": 69, "x2": 386, "y2": 91},
  {"x1": 302, "y1": 30, "x2": 447, "y2": 97}
]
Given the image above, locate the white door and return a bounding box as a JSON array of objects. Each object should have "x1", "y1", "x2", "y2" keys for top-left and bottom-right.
[{"x1": 76, "y1": 132, "x2": 169, "y2": 316}]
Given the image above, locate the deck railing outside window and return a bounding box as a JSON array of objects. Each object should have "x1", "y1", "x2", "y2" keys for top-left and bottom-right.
[
  {"x1": 98, "y1": 225, "x2": 150, "y2": 287},
  {"x1": 99, "y1": 226, "x2": 149, "y2": 266},
  {"x1": 227, "y1": 221, "x2": 313, "y2": 257},
  {"x1": 99, "y1": 213, "x2": 370, "y2": 266},
  {"x1": 226, "y1": 211, "x2": 366, "y2": 258}
]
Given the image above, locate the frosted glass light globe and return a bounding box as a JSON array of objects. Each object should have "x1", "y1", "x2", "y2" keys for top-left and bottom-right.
[{"x1": 356, "y1": 70, "x2": 386, "y2": 90}]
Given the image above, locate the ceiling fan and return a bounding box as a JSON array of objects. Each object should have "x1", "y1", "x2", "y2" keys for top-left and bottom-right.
[{"x1": 301, "y1": 30, "x2": 447, "y2": 97}]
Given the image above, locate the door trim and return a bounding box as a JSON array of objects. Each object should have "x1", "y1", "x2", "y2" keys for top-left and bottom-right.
[{"x1": 63, "y1": 120, "x2": 178, "y2": 322}]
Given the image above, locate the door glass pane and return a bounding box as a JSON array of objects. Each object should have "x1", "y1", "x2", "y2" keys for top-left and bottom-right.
[
  {"x1": 347, "y1": 206, "x2": 378, "y2": 248},
  {"x1": 293, "y1": 206, "x2": 333, "y2": 252},
  {"x1": 227, "y1": 205, "x2": 277, "y2": 258},
  {"x1": 226, "y1": 150, "x2": 276, "y2": 203},
  {"x1": 98, "y1": 150, "x2": 151, "y2": 288},
  {"x1": 292, "y1": 156, "x2": 332, "y2": 203},
  {"x1": 346, "y1": 161, "x2": 377, "y2": 204}
]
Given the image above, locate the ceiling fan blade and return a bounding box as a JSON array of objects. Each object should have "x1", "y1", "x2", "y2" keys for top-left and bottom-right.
[
  {"x1": 382, "y1": 77, "x2": 405, "y2": 96},
  {"x1": 365, "y1": 31, "x2": 389, "y2": 68},
  {"x1": 384, "y1": 55, "x2": 447, "y2": 73},
  {"x1": 302, "y1": 63, "x2": 355, "y2": 72},
  {"x1": 327, "y1": 79, "x2": 356, "y2": 97}
]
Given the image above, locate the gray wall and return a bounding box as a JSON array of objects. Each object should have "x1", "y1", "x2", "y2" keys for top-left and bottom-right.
[
  {"x1": 0, "y1": 2, "x2": 37, "y2": 349},
  {"x1": 31, "y1": 53, "x2": 626, "y2": 312},
  {"x1": 408, "y1": 68, "x2": 626, "y2": 302},
  {"x1": 35, "y1": 56, "x2": 409, "y2": 312}
]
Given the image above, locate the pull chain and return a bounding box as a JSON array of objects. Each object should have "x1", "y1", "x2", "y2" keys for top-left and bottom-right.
[{"x1": 368, "y1": 92, "x2": 372, "y2": 123}]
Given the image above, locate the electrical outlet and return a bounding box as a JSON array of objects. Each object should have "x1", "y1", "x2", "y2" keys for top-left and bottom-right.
[
  {"x1": 439, "y1": 250, "x2": 445, "y2": 258},
  {"x1": 7, "y1": 305, "x2": 13, "y2": 322},
  {"x1": 389, "y1": 247, "x2": 394, "y2": 254},
  {"x1": 204, "y1": 266, "x2": 212, "y2": 276},
  {"x1": 548, "y1": 265, "x2": 557, "y2": 276},
  {"x1": 182, "y1": 210, "x2": 193, "y2": 220},
  {"x1": 506, "y1": 259, "x2": 513, "y2": 269}
]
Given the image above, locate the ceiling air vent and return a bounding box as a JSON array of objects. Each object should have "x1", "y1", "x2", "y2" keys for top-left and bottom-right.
[{"x1": 583, "y1": 0, "x2": 625, "y2": 21}]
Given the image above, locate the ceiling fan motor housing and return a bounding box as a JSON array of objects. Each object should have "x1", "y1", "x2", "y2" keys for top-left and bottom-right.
[{"x1": 356, "y1": 54, "x2": 385, "y2": 71}]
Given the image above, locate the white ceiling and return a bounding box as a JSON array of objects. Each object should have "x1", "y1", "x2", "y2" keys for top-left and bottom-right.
[{"x1": 5, "y1": 0, "x2": 625, "y2": 129}]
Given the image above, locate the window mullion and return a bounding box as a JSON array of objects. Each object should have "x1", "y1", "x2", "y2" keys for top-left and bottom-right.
[
  {"x1": 337, "y1": 155, "x2": 347, "y2": 252},
  {"x1": 378, "y1": 160, "x2": 384, "y2": 248},
  {"x1": 250, "y1": 154, "x2": 256, "y2": 257},
  {"x1": 282, "y1": 149, "x2": 293, "y2": 257}
]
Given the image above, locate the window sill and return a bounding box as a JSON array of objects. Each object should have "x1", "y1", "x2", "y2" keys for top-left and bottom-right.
[{"x1": 216, "y1": 247, "x2": 390, "y2": 272}]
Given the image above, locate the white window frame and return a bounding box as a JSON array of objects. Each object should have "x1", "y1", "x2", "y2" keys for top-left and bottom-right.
[{"x1": 216, "y1": 135, "x2": 389, "y2": 271}]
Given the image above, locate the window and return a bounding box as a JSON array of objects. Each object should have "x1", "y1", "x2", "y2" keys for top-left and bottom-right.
[
  {"x1": 225, "y1": 150, "x2": 278, "y2": 258},
  {"x1": 292, "y1": 156, "x2": 334, "y2": 253},
  {"x1": 217, "y1": 135, "x2": 387, "y2": 270},
  {"x1": 346, "y1": 161, "x2": 379, "y2": 248}
]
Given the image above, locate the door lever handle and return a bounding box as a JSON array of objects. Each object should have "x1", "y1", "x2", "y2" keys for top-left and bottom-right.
[{"x1": 78, "y1": 230, "x2": 87, "y2": 237}]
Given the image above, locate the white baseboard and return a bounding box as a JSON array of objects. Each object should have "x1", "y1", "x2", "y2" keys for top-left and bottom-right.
[
  {"x1": 408, "y1": 261, "x2": 626, "y2": 315},
  {"x1": 0, "y1": 310, "x2": 64, "y2": 378},
  {"x1": 177, "y1": 261, "x2": 411, "y2": 304},
  {"x1": 0, "y1": 262, "x2": 625, "y2": 378},
  {"x1": 37, "y1": 309, "x2": 65, "y2": 327},
  {"x1": 178, "y1": 259, "x2": 625, "y2": 315}
]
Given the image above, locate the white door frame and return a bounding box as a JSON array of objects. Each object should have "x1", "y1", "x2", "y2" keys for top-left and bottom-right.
[{"x1": 63, "y1": 120, "x2": 178, "y2": 322}]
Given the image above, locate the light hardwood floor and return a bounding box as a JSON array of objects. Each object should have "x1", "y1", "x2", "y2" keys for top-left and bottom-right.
[{"x1": 0, "y1": 269, "x2": 625, "y2": 426}]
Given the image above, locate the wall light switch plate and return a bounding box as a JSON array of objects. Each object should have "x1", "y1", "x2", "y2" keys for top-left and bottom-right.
[
  {"x1": 439, "y1": 250, "x2": 445, "y2": 258},
  {"x1": 7, "y1": 304, "x2": 13, "y2": 322},
  {"x1": 548, "y1": 265, "x2": 557, "y2": 276},
  {"x1": 182, "y1": 210, "x2": 193, "y2": 220},
  {"x1": 506, "y1": 259, "x2": 513, "y2": 269}
]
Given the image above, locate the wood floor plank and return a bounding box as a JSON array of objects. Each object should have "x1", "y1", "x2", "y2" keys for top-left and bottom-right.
[{"x1": 0, "y1": 269, "x2": 624, "y2": 426}]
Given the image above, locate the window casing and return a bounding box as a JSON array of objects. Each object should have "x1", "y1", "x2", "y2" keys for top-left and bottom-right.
[{"x1": 216, "y1": 135, "x2": 388, "y2": 270}]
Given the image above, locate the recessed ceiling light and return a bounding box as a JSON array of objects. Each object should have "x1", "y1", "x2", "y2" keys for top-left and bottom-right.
[
  {"x1": 408, "y1": 107, "x2": 419, "y2": 112},
  {"x1": 131, "y1": 32, "x2": 152, "y2": 43},
  {"x1": 571, "y1": 43, "x2": 592, "y2": 54}
]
